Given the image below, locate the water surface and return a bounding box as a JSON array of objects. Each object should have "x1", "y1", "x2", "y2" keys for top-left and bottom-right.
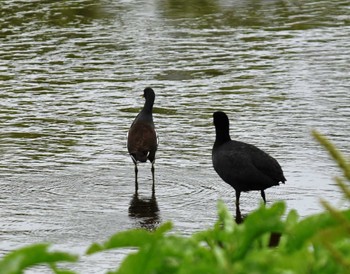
[{"x1": 1, "y1": 0, "x2": 350, "y2": 272}]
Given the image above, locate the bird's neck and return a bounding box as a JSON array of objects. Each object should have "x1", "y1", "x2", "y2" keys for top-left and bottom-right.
[
  {"x1": 137, "y1": 104, "x2": 154, "y2": 123},
  {"x1": 143, "y1": 101, "x2": 154, "y2": 113},
  {"x1": 214, "y1": 127, "x2": 231, "y2": 146}
]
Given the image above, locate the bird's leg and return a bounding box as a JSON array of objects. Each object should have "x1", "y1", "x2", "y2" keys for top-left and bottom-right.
[
  {"x1": 151, "y1": 161, "x2": 155, "y2": 193},
  {"x1": 133, "y1": 160, "x2": 138, "y2": 193},
  {"x1": 261, "y1": 190, "x2": 266, "y2": 205},
  {"x1": 235, "y1": 191, "x2": 243, "y2": 224},
  {"x1": 235, "y1": 191, "x2": 241, "y2": 207}
]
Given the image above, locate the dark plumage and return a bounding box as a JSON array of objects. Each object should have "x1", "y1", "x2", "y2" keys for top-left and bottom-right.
[
  {"x1": 127, "y1": 87, "x2": 158, "y2": 190},
  {"x1": 212, "y1": 111, "x2": 286, "y2": 214}
]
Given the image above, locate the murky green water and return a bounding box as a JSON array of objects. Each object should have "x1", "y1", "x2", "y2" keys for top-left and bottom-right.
[{"x1": 1, "y1": 0, "x2": 350, "y2": 272}]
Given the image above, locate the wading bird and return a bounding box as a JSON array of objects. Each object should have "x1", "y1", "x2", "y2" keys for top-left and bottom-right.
[
  {"x1": 212, "y1": 111, "x2": 286, "y2": 221},
  {"x1": 127, "y1": 87, "x2": 158, "y2": 192}
]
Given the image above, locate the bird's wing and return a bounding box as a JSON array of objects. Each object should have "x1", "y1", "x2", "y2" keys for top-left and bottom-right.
[
  {"x1": 221, "y1": 141, "x2": 285, "y2": 186},
  {"x1": 245, "y1": 143, "x2": 286, "y2": 183}
]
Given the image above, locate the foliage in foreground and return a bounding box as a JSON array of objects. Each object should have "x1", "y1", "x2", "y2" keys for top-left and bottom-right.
[
  {"x1": 0, "y1": 244, "x2": 77, "y2": 274},
  {"x1": 0, "y1": 130, "x2": 350, "y2": 274}
]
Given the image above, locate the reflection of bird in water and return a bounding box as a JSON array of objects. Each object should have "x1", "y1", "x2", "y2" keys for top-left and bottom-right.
[
  {"x1": 128, "y1": 189, "x2": 160, "y2": 231},
  {"x1": 127, "y1": 87, "x2": 158, "y2": 192},
  {"x1": 212, "y1": 111, "x2": 286, "y2": 223}
]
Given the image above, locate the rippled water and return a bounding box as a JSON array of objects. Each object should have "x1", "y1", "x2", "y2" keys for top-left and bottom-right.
[{"x1": 1, "y1": 0, "x2": 350, "y2": 272}]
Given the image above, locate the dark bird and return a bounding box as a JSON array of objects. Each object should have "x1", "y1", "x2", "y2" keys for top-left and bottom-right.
[
  {"x1": 212, "y1": 111, "x2": 286, "y2": 219},
  {"x1": 127, "y1": 87, "x2": 158, "y2": 192}
]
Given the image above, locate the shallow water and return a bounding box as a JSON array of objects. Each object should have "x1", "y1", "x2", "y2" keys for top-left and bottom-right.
[{"x1": 1, "y1": 0, "x2": 350, "y2": 272}]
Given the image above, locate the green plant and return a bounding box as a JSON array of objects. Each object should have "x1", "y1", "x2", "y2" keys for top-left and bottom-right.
[
  {"x1": 0, "y1": 243, "x2": 77, "y2": 274},
  {"x1": 0, "y1": 130, "x2": 349, "y2": 273}
]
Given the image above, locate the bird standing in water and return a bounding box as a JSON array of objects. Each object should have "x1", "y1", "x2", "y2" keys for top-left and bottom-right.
[
  {"x1": 127, "y1": 87, "x2": 158, "y2": 192},
  {"x1": 212, "y1": 111, "x2": 286, "y2": 221}
]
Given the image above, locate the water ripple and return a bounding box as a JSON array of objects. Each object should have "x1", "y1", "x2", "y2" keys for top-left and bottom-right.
[{"x1": 1, "y1": 0, "x2": 350, "y2": 272}]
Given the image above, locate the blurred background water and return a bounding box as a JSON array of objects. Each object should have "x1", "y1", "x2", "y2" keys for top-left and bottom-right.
[{"x1": 0, "y1": 0, "x2": 349, "y2": 272}]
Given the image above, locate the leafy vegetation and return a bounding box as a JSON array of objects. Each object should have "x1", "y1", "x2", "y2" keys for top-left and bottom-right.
[
  {"x1": 0, "y1": 244, "x2": 77, "y2": 274},
  {"x1": 1, "y1": 130, "x2": 349, "y2": 273}
]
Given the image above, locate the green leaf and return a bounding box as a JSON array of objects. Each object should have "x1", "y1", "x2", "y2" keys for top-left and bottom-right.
[
  {"x1": 86, "y1": 222, "x2": 173, "y2": 255},
  {"x1": 285, "y1": 209, "x2": 350, "y2": 252},
  {"x1": 217, "y1": 200, "x2": 236, "y2": 234},
  {"x1": 0, "y1": 243, "x2": 77, "y2": 274},
  {"x1": 51, "y1": 264, "x2": 77, "y2": 274},
  {"x1": 312, "y1": 130, "x2": 350, "y2": 180},
  {"x1": 233, "y1": 202, "x2": 286, "y2": 259}
]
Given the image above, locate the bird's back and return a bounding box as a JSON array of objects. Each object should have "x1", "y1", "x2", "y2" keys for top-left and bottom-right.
[
  {"x1": 212, "y1": 140, "x2": 285, "y2": 192},
  {"x1": 127, "y1": 117, "x2": 157, "y2": 163}
]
